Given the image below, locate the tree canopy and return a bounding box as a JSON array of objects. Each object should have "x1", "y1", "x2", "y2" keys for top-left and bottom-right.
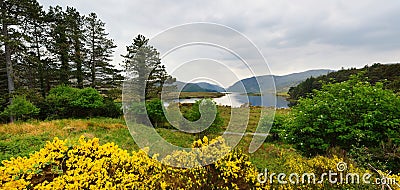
[{"x1": 287, "y1": 75, "x2": 400, "y2": 172}]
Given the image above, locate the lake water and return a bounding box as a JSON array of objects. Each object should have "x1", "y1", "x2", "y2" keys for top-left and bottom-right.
[{"x1": 176, "y1": 93, "x2": 289, "y2": 108}]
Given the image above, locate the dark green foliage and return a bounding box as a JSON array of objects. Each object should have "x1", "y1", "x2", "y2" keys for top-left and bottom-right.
[
  {"x1": 289, "y1": 63, "x2": 400, "y2": 104},
  {"x1": 262, "y1": 112, "x2": 288, "y2": 142},
  {"x1": 85, "y1": 13, "x2": 121, "y2": 89},
  {"x1": 66, "y1": 7, "x2": 86, "y2": 89},
  {"x1": 145, "y1": 99, "x2": 167, "y2": 127},
  {"x1": 0, "y1": 1, "x2": 124, "y2": 123},
  {"x1": 95, "y1": 99, "x2": 122, "y2": 118},
  {"x1": 46, "y1": 6, "x2": 71, "y2": 85},
  {"x1": 45, "y1": 85, "x2": 104, "y2": 118},
  {"x1": 1, "y1": 96, "x2": 40, "y2": 121},
  {"x1": 121, "y1": 34, "x2": 175, "y2": 100},
  {"x1": 43, "y1": 86, "x2": 122, "y2": 119},
  {"x1": 287, "y1": 75, "x2": 400, "y2": 172},
  {"x1": 184, "y1": 99, "x2": 224, "y2": 135}
]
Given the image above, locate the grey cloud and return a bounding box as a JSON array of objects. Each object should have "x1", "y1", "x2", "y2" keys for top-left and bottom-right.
[{"x1": 38, "y1": 0, "x2": 400, "y2": 78}]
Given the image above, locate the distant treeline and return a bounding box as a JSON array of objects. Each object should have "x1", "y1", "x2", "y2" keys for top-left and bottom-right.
[{"x1": 288, "y1": 63, "x2": 400, "y2": 103}]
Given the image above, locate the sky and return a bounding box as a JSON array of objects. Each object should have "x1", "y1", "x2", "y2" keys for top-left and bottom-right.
[{"x1": 38, "y1": 0, "x2": 400, "y2": 87}]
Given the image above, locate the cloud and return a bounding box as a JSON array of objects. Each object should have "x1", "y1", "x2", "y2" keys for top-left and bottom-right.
[{"x1": 38, "y1": 0, "x2": 400, "y2": 84}]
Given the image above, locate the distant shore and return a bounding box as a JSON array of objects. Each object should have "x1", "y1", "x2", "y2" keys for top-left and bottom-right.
[
  {"x1": 162, "y1": 92, "x2": 226, "y2": 99},
  {"x1": 276, "y1": 92, "x2": 290, "y2": 98}
]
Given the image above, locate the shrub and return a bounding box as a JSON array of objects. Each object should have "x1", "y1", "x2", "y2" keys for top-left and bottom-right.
[
  {"x1": 261, "y1": 111, "x2": 290, "y2": 142},
  {"x1": 95, "y1": 98, "x2": 122, "y2": 118},
  {"x1": 72, "y1": 87, "x2": 104, "y2": 109},
  {"x1": 45, "y1": 86, "x2": 104, "y2": 118},
  {"x1": 184, "y1": 99, "x2": 224, "y2": 135},
  {"x1": 1, "y1": 136, "x2": 397, "y2": 189},
  {"x1": 1, "y1": 96, "x2": 40, "y2": 121},
  {"x1": 145, "y1": 99, "x2": 167, "y2": 127},
  {"x1": 0, "y1": 136, "x2": 260, "y2": 189},
  {"x1": 287, "y1": 75, "x2": 400, "y2": 172}
]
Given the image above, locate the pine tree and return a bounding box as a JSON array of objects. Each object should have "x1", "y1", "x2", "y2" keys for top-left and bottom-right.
[
  {"x1": 15, "y1": 0, "x2": 47, "y2": 96},
  {"x1": 85, "y1": 13, "x2": 120, "y2": 90},
  {"x1": 1, "y1": 0, "x2": 42, "y2": 121},
  {"x1": 121, "y1": 34, "x2": 175, "y2": 100},
  {"x1": 46, "y1": 6, "x2": 71, "y2": 85},
  {"x1": 66, "y1": 7, "x2": 86, "y2": 89},
  {"x1": 0, "y1": 50, "x2": 8, "y2": 114}
]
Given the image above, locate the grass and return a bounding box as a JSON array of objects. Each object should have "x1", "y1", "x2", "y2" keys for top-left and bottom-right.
[
  {"x1": 0, "y1": 118, "x2": 131, "y2": 164},
  {"x1": 276, "y1": 92, "x2": 290, "y2": 97},
  {"x1": 219, "y1": 106, "x2": 290, "y2": 133},
  {"x1": 178, "y1": 92, "x2": 225, "y2": 99},
  {"x1": 0, "y1": 107, "x2": 294, "y2": 170},
  {"x1": 240, "y1": 92, "x2": 262, "y2": 96}
]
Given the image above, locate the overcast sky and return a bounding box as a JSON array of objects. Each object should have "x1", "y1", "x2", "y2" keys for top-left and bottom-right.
[{"x1": 38, "y1": 0, "x2": 400, "y2": 87}]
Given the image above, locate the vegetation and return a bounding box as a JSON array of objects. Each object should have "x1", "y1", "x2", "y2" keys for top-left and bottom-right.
[
  {"x1": 179, "y1": 92, "x2": 225, "y2": 99},
  {"x1": 1, "y1": 0, "x2": 399, "y2": 189},
  {"x1": 286, "y1": 75, "x2": 400, "y2": 173},
  {"x1": 1, "y1": 111, "x2": 399, "y2": 189},
  {"x1": 0, "y1": 0, "x2": 124, "y2": 123},
  {"x1": 1, "y1": 134, "x2": 398, "y2": 189},
  {"x1": 45, "y1": 85, "x2": 122, "y2": 119},
  {"x1": 121, "y1": 34, "x2": 175, "y2": 100},
  {"x1": 183, "y1": 99, "x2": 224, "y2": 136},
  {"x1": 0, "y1": 96, "x2": 40, "y2": 121},
  {"x1": 145, "y1": 99, "x2": 167, "y2": 128},
  {"x1": 289, "y1": 63, "x2": 400, "y2": 103}
]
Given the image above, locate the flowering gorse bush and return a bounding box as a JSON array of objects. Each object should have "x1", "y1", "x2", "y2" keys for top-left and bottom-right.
[
  {"x1": 0, "y1": 136, "x2": 260, "y2": 189},
  {"x1": 1, "y1": 136, "x2": 399, "y2": 189}
]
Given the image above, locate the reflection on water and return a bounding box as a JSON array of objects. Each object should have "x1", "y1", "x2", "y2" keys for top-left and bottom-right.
[{"x1": 175, "y1": 93, "x2": 289, "y2": 108}]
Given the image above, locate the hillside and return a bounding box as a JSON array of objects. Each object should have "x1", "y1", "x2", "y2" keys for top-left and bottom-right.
[
  {"x1": 174, "y1": 81, "x2": 225, "y2": 92},
  {"x1": 288, "y1": 63, "x2": 400, "y2": 101},
  {"x1": 227, "y1": 69, "x2": 333, "y2": 93},
  {"x1": 173, "y1": 81, "x2": 217, "y2": 92},
  {"x1": 196, "y1": 82, "x2": 226, "y2": 92}
]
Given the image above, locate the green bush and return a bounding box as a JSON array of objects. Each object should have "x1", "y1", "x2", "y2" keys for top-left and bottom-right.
[
  {"x1": 184, "y1": 99, "x2": 224, "y2": 135},
  {"x1": 45, "y1": 86, "x2": 104, "y2": 118},
  {"x1": 261, "y1": 112, "x2": 289, "y2": 142},
  {"x1": 287, "y1": 75, "x2": 400, "y2": 172},
  {"x1": 96, "y1": 99, "x2": 122, "y2": 118},
  {"x1": 1, "y1": 96, "x2": 40, "y2": 121},
  {"x1": 72, "y1": 87, "x2": 104, "y2": 109},
  {"x1": 145, "y1": 99, "x2": 167, "y2": 127}
]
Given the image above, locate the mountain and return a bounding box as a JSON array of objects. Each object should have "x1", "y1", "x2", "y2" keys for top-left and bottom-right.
[
  {"x1": 227, "y1": 69, "x2": 334, "y2": 93},
  {"x1": 196, "y1": 82, "x2": 226, "y2": 92},
  {"x1": 172, "y1": 69, "x2": 333, "y2": 93},
  {"x1": 173, "y1": 81, "x2": 218, "y2": 92}
]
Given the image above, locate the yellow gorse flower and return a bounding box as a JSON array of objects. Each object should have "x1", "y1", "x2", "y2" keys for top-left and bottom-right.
[{"x1": 0, "y1": 136, "x2": 399, "y2": 189}]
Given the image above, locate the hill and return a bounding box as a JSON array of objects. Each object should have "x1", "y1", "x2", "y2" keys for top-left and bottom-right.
[
  {"x1": 173, "y1": 81, "x2": 218, "y2": 92},
  {"x1": 288, "y1": 63, "x2": 400, "y2": 102},
  {"x1": 173, "y1": 81, "x2": 226, "y2": 92},
  {"x1": 227, "y1": 69, "x2": 333, "y2": 93},
  {"x1": 196, "y1": 82, "x2": 226, "y2": 92}
]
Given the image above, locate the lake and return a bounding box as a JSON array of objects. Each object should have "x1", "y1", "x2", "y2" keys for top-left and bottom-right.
[{"x1": 173, "y1": 93, "x2": 289, "y2": 108}]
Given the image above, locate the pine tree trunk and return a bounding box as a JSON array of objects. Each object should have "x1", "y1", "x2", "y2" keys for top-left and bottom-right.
[
  {"x1": 35, "y1": 25, "x2": 46, "y2": 97},
  {"x1": 2, "y1": 20, "x2": 15, "y2": 123},
  {"x1": 91, "y1": 29, "x2": 96, "y2": 88}
]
